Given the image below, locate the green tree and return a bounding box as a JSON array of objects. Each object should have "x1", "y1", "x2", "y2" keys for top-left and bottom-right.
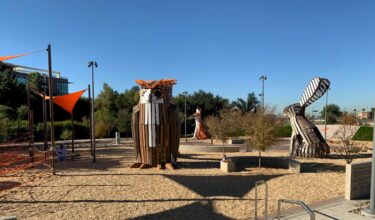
[
  {"x1": 321, "y1": 104, "x2": 342, "y2": 124},
  {"x1": 231, "y1": 92, "x2": 260, "y2": 113},
  {"x1": 27, "y1": 72, "x2": 44, "y2": 92},
  {"x1": 16, "y1": 105, "x2": 28, "y2": 120},
  {"x1": 95, "y1": 83, "x2": 119, "y2": 137},
  {"x1": 174, "y1": 90, "x2": 229, "y2": 135},
  {"x1": 0, "y1": 105, "x2": 17, "y2": 120},
  {"x1": 115, "y1": 86, "x2": 139, "y2": 136}
]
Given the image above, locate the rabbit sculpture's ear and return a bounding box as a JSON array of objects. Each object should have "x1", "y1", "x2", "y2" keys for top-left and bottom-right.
[{"x1": 299, "y1": 77, "x2": 330, "y2": 107}]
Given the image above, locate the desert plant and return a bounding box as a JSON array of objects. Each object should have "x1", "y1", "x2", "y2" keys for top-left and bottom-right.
[
  {"x1": 245, "y1": 108, "x2": 280, "y2": 168},
  {"x1": 60, "y1": 128, "x2": 72, "y2": 140},
  {"x1": 333, "y1": 113, "x2": 361, "y2": 164},
  {"x1": 205, "y1": 109, "x2": 245, "y2": 157}
]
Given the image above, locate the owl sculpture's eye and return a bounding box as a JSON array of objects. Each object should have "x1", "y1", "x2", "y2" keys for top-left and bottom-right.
[
  {"x1": 140, "y1": 89, "x2": 152, "y2": 103},
  {"x1": 154, "y1": 90, "x2": 161, "y2": 98}
]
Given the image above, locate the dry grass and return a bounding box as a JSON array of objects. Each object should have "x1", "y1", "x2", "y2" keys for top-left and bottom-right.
[{"x1": 0, "y1": 141, "x2": 368, "y2": 219}]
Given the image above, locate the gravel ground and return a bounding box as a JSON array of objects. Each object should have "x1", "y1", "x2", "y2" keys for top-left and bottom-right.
[{"x1": 0, "y1": 142, "x2": 370, "y2": 220}]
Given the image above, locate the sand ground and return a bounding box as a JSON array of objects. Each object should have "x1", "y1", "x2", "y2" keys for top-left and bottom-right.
[{"x1": 0, "y1": 141, "x2": 371, "y2": 219}]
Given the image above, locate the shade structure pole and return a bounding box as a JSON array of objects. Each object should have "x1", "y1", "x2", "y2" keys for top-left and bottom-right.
[
  {"x1": 43, "y1": 76, "x2": 48, "y2": 151},
  {"x1": 183, "y1": 91, "x2": 188, "y2": 142},
  {"x1": 71, "y1": 112, "x2": 75, "y2": 153},
  {"x1": 27, "y1": 83, "x2": 34, "y2": 166},
  {"x1": 88, "y1": 84, "x2": 93, "y2": 156},
  {"x1": 47, "y1": 44, "x2": 56, "y2": 175}
]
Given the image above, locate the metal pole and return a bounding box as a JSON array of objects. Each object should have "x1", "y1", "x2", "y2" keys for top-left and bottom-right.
[
  {"x1": 184, "y1": 92, "x2": 187, "y2": 142},
  {"x1": 262, "y1": 78, "x2": 265, "y2": 111},
  {"x1": 324, "y1": 89, "x2": 329, "y2": 141},
  {"x1": 254, "y1": 181, "x2": 268, "y2": 220},
  {"x1": 363, "y1": 109, "x2": 375, "y2": 216},
  {"x1": 43, "y1": 76, "x2": 48, "y2": 151},
  {"x1": 259, "y1": 75, "x2": 267, "y2": 112},
  {"x1": 277, "y1": 200, "x2": 281, "y2": 220},
  {"x1": 47, "y1": 44, "x2": 56, "y2": 175},
  {"x1": 88, "y1": 84, "x2": 93, "y2": 156},
  {"x1": 71, "y1": 112, "x2": 75, "y2": 153},
  {"x1": 89, "y1": 61, "x2": 97, "y2": 163},
  {"x1": 27, "y1": 83, "x2": 34, "y2": 166}
]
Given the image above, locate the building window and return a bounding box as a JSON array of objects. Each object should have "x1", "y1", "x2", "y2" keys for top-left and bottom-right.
[
  {"x1": 16, "y1": 76, "x2": 27, "y2": 85},
  {"x1": 56, "y1": 82, "x2": 69, "y2": 95}
]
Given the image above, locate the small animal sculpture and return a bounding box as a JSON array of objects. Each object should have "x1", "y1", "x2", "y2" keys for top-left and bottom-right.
[
  {"x1": 131, "y1": 79, "x2": 180, "y2": 170},
  {"x1": 283, "y1": 77, "x2": 330, "y2": 158},
  {"x1": 189, "y1": 107, "x2": 208, "y2": 140}
]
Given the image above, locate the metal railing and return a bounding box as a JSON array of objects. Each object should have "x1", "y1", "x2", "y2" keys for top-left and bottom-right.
[
  {"x1": 254, "y1": 180, "x2": 268, "y2": 220},
  {"x1": 277, "y1": 199, "x2": 315, "y2": 220}
]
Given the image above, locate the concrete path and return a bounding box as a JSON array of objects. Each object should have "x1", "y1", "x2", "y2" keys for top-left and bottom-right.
[{"x1": 277, "y1": 199, "x2": 370, "y2": 220}]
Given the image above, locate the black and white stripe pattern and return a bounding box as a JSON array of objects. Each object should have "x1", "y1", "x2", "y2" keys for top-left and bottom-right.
[{"x1": 299, "y1": 77, "x2": 330, "y2": 107}]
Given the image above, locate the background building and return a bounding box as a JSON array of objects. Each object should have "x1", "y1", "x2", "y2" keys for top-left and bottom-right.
[{"x1": 0, "y1": 61, "x2": 69, "y2": 95}]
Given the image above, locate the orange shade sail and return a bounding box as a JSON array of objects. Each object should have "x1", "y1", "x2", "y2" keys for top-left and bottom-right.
[
  {"x1": 42, "y1": 90, "x2": 86, "y2": 114},
  {"x1": 0, "y1": 53, "x2": 32, "y2": 62}
]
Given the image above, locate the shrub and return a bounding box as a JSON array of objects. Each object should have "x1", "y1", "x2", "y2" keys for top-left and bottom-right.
[
  {"x1": 274, "y1": 125, "x2": 292, "y2": 137},
  {"x1": 60, "y1": 128, "x2": 72, "y2": 140}
]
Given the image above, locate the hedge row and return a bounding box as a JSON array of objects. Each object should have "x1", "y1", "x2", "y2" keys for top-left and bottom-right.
[
  {"x1": 353, "y1": 126, "x2": 373, "y2": 141},
  {"x1": 274, "y1": 125, "x2": 292, "y2": 138}
]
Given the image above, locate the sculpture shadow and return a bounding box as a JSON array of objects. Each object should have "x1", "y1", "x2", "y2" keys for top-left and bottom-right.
[
  {"x1": 130, "y1": 201, "x2": 230, "y2": 220},
  {"x1": 164, "y1": 174, "x2": 283, "y2": 198}
]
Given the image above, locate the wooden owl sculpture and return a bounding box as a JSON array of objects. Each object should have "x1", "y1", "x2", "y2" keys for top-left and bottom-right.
[
  {"x1": 283, "y1": 77, "x2": 330, "y2": 158},
  {"x1": 131, "y1": 79, "x2": 180, "y2": 170}
]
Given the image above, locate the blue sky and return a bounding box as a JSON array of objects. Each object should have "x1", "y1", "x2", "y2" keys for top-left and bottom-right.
[{"x1": 1, "y1": 0, "x2": 374, "y2": 113}]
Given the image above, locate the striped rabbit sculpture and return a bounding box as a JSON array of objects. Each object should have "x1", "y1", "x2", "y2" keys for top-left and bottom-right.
[
  {"x1": 131, "y1": 79, "x2": 180, "y2": 170},
  {"x1": 284, "y1": 77, "x2": 330, "y2": 158}
]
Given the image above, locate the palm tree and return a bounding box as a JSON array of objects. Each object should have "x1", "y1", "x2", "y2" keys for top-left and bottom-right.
[{"x1": 231, "y1": 92, "x2": 260, "y2": 113}]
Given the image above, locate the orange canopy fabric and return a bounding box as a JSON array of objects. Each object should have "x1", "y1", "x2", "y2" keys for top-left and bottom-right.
[
  {"x1": 42, "y1": 90, "x2": 86, "y2": 114},
  {"x1": 0, "y1": 53, "x2": 32, "y2": 62}
]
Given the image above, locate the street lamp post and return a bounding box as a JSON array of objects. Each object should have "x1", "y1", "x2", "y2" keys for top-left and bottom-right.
[
  {"x1": 259, "y1": 75, "x2": 267, "y2": 112},
  {"x1": 312, "y1": 110, "x2": 318, "y2": 122},
  {"x1": 324, "y1": 88, "x2": 329, "y2": 141},
  {"x1": 183, "y1": 91, "x2": 188, "y2": 142},
  {"x1": 88, "y1": 61, "x2": 98, "y2": 163}
]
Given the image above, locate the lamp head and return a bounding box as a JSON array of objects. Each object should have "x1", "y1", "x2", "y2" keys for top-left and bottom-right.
[
  {"x1": 259, "y1": 75, "x2": 267, "y2": 80},
  {"x1": 88, "y1": 61, "x2": 98, "y2": 68}
]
